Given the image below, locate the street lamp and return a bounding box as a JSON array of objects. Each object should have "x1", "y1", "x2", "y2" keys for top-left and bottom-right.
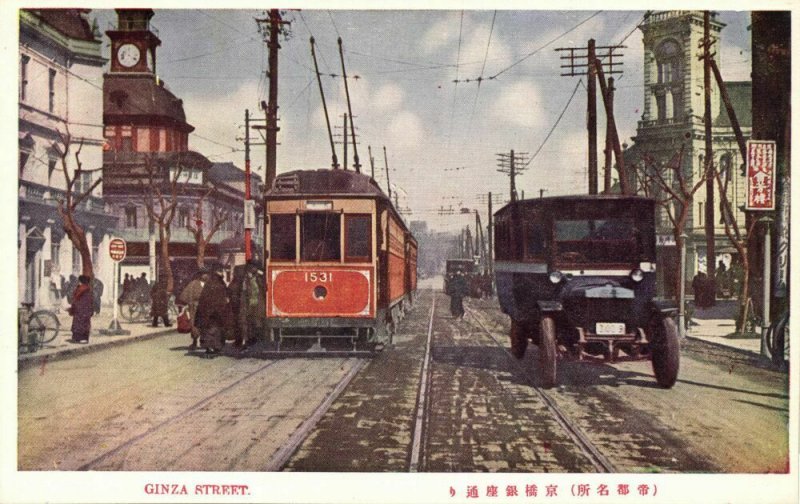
[{"x1": 758, "y1": 216, "x2": 774, "y2": 357}]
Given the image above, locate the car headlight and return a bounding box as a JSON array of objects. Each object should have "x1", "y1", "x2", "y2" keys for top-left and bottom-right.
[
  {"x1": 630, "y1": 269, "x2": 644, "y2": 282},
  {"x1": 549, "y1": 271, "x2": 563, "y2": 284}
]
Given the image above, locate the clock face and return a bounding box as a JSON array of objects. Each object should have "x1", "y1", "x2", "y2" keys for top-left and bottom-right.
[{"x1": 117, "y1": 43, "x2": 141, "y2": 68}]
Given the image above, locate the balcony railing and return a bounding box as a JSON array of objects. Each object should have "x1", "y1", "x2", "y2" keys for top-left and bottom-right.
[
  {"x1": 19, "y1": 180, "x2": 106, "y2": 213},
  {"x1": 115, "y1": 227, "x2": 237, "y2": 244}
]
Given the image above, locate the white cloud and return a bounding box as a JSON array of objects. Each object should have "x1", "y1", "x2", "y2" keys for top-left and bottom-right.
[
  {"x1": 371, "y1": 83, "x2": 405, "y2": 112},
  {"x1": 420, "y1": 12, "x2": 462, "y2": 55},
  {"x1": 491, "y1": 81, "x2": 544, "y2": 129},
  {"x1": 386, "y1": 111, "x2": 425, "y2": 152},
  {"x1": 720, "y1": 43, "x2": 751, "y2": 81}
]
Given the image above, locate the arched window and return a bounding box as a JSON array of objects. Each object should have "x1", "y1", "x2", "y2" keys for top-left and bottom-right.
[{"x1": 654, "y1": 39, "x2": 684, "y2": 120}]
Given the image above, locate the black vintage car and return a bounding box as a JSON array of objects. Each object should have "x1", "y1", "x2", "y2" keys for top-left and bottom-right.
[{"x1": 493, "y1": 195, "x2": 679, "y2": 388}]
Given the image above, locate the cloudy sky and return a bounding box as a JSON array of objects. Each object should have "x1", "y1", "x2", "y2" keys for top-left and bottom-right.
[{"x1": 90, "y1": 7, "x2": 752, "y2": 231}]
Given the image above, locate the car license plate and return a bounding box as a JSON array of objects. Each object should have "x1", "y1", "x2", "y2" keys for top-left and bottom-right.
[{"x1": 596, "y1": 322, "x2": 625, "y2": 335}]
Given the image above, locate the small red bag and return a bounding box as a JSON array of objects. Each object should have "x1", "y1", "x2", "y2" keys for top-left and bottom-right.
[{"x1": 176, "y1": 307, "x2": 192, "y2": 333}]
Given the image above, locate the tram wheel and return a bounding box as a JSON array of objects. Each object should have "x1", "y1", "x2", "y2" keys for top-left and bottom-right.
[
  {"x1": 510, "y1": 319, "x2": 528, "y2": 359},
  {"x1": 651, "y1": 316, "x2": 680, "y2": 388},
  {"x1": 539, "y1": 316, "x2": 557, "y2": 388}
]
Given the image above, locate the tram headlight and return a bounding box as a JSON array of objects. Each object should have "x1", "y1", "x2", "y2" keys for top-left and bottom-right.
[
  {"x1": 630, "y1": 269, "x2": 644, "y2": 283},
  {"x1": 549, "y1": 271, "x2": 563, "y2": 284}
]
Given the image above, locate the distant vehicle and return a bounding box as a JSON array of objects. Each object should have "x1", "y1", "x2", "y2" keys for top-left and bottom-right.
[
  {"x1": 444, "y1": 259, "x2": 489, "y2": 298},
  {"x1": 494, "y1": 195, "x2": 679, "y2": 388},
  {"x1": 264, "y1": 169, "x2": 417, "y2": 351}
]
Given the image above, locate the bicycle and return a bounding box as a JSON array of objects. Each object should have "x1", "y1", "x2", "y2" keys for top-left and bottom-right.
[{"x1": 18, "y1": 303, "x2": 61, "y2": 353}]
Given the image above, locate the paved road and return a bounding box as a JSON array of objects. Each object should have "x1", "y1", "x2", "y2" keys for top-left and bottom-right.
[{"x1": 18, "y1": 290, "x2": 789, "y2": 473}]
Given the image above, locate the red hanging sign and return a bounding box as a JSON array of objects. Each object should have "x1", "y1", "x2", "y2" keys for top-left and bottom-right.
[
  {"x1": 746, "y1": 140, "x2": 776, "y2": 210},
  {"x1": 109, "y1": 238, "x2": 127, "y2": 262}
]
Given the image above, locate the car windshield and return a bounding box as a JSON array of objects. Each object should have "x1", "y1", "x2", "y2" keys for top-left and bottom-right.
[{"x1": 554, "y1": 218, "x2": 643, "y2": 264}]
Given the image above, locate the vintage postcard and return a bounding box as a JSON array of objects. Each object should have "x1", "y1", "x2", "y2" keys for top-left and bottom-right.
[{"x1": 2, "y1": 1, "x2": 797, "y2": 503}]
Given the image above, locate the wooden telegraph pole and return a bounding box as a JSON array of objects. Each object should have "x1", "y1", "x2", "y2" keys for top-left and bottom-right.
[
  {"x1": 556, "y1": 41, "x2": 624, "y2": 195},
  {"x1": 702, "y1": 11, "x2": 716, "y2": 294}
]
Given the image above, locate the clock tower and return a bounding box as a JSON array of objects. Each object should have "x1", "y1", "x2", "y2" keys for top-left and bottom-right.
[{"x1": 107, "y1": 9, "x2": 160, "y2": 74}]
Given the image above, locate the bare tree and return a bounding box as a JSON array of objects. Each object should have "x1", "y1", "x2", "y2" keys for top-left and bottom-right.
[
  {"x1": 186, "y1": 188, "x2": 228, "y2": 267},
  {"x1": 714, "y1": 166, "x2": 756, "y2": 332},
  {"x1": 633, "y1": 144, "x2": 709, "y2": 297},
  {"x1": 54, "y1": 129, "x2": 102, "y2": 280},
  {"x1": 138, "y1": 154, "x2": 183, "y2": 293}
]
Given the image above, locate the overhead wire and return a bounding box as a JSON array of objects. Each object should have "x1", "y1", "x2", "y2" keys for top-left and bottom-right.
[
  {"x1": 446, "y1": 10, "x2": 464, "y2": 149},
  {"x1": 524, "y1": 78, "x2": 583, "y2": 168}
]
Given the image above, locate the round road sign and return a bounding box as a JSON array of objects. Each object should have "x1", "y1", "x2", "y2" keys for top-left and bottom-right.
[{"x1": 109, "y1": 238, "x2": 127, "y2": 262}]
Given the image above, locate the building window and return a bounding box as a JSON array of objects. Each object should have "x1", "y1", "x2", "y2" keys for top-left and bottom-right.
[
  {"x1": 697, "y1": 202, "x2": 704, "y2": 227},
  {"x1": 19, "y1": 151, "x2": 30, "y2": 176},
  {"x1": 76, "y1": 171, "x2": 92, "y2": 195},
  {"x1": 177, "y1": 207, "x2": 190, "y2": 228},
  {"x1": 270, "y1": 214, "x2": 296, "y2": 261},
  {"x1": 51, "y1": 241, "x2": 60, "y2": 268},
  {"x1": 47, "y1": 159, "x2": 58, "y2": 186},
  {"x1": 654, "y1": 39, "x2": 683, "y2": 120},
  {"x1": 72, "y1": 245, "x2": 81, "y2": 274},
  {"x1": 20, "y1": 55, "x2": 30, "y2": 102},
  {"x1": 125, "y1": 206, "x2": 138, "y2": 228},
  {"x1": 48, "y1": 68, "x2": 56, "y2": 113},
  {"x1": 120, "y1": 125, "x2": 133, "y2": 152}
]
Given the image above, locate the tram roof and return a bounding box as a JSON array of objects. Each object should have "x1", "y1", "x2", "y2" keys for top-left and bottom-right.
[
  {"x1": 265, "y1": 169, "x2": 389, "y2": 200},
  {"x1": 497, "y1": 194, "x2": 653, "y2": 210}
]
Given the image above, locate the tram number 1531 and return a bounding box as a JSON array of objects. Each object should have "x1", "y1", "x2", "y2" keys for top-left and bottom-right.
[{"x1": 304, "y1": 272, "x2": 333, "y2": 283}]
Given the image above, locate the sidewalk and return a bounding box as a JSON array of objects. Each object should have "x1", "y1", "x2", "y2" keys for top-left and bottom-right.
[
  {"x1": 686, "y1": 299, "x2": 762, "y2": 356},
  {"x1": 18, "y1": 307, "x2": 177, "y2": 371}
]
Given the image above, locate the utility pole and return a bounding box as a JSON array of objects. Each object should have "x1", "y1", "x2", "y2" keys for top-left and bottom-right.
[
  {"x1": 256, "y1": 9, "x2": 289, "y2": 188},
  {"x1": 556, "y1": 41, "x2": 624, "y2": 195},
  {"x1": 496, "y1": 150, "x2": 529, "y2": 202},
  {"x1": 603, "y1": 77, "x2": 614, "y2": 193},
  {"x1": 702, "y1": 11, "x2": 716, "y2": 295},
  {"x1": 368, "y1": 145, "x2": 375, "y2": 180},
  {"x1": 487, "y1": 191, "x2": 493, "y2": 283},
  {"x1": 587, "y1": 39, "x2": 597, "y2": 194},
  {"x1": 244, "y1": 109, "x2": 252, "y2": 260}
]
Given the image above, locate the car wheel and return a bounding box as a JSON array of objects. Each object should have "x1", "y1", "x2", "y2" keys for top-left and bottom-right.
[
  {"x1": 539, "y1": 316, "x2": 557, "y2": 388},
  {"x1": 510, "y1": 319, "x2": 528, "y2": 359},
  {"x1": 651, "y1": 316, "x2": 680, "y2": 388}
]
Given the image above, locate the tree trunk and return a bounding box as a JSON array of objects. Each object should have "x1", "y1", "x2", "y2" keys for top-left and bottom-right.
[
  {"x1": 61, "y1": 208, "x2": 94, "y2": 280},
  {"x1": 196, "y1": 238, "x2": 207, "y2": 268},
  {"x1": 159, "y1": 226, "x2": 174, "y2": 293}
]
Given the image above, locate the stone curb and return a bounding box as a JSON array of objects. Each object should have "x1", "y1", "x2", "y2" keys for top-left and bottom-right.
[{"x1": 18, "y1": 328, "x2": 175, "y2": 372}]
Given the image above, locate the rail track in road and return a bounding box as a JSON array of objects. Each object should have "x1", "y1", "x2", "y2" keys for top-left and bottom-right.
[
  {"x1": 407, "y1": 293, "x2": 615, "y2": 473},
  {"x1": 465, "y1": 306, "x2": 616, "y2": 473},
  {"x1": 74, "y1": 356, "x2": 369, "y2": 471}
]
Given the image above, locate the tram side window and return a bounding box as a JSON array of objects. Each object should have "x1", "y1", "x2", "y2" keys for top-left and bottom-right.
[
  {"x1": 301, "y1": 213, "x2": 341, "y2": 261},
  {"x1": 270, "y1": 214, "x2": 296, "y2": 261},
  {"x1": 345, "y1": 215, "x2": 371, "y2": 261},
  {"x1": 494, "y1": 219, "x2": 510, "y2": 260}
]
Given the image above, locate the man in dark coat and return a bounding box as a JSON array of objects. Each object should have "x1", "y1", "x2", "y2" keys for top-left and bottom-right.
[
  {"x1": 68, "y1": 275, "x2": 93, "y2": 343},
  {"x1": 150, "y1": 279, "x2": 171, "y2": 327},
  {"x1": 448, "y1": 272, "x2": 468, "y2": 318},
  {"x1": 195, "y1": 267, "x2": 234, "y2": 356}
]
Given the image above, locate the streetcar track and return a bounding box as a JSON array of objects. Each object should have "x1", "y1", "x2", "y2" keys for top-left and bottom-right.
[
  {"x1": 77, "y1": 359, "x2": 282, "y2": 470},
  {"x1": 465, "y1": 303, "x2": 617, "y2": 473},
  {"x1": 265, "y1": 358, "x2": 369, "y2": 471},
  {"x1": 409, "y1": 291, "x2": 436, "y2": 472}
]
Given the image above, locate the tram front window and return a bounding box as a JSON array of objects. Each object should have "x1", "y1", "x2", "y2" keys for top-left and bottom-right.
[
  {"x1": 301, "y1": 213, "x2": 341, "y2": 261},
  {"x1": 270, "y1": 214, "x2": 296, "y2": 261}
]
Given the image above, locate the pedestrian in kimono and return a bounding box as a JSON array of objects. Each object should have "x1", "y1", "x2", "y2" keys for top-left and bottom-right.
[
  {"x1": 195, "y1": 266, "x2": 234, "y2": 356},
  {"x1": 91, "y1": 277, "x2": 104, "y2": 315},
  {"x1": 179, "y1": 271, "x2": 208, "y2": 350},
  {"x1": 68, "y1": 275, "x2": 93, "y2": 343},
  {"x1": 448, "y1": 271, "x2": 468, "y2": 318},
  {"x1": 237, "y1": 261, "x2": 265, "y2": 348}
]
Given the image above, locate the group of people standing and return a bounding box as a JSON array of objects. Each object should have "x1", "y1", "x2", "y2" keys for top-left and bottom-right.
[
  {"x1": 178, "y1": 261, "x2": 265, "y2": 357},
  {"x1": 62, "y1": 262, "x2": 266, "y2": 355}
]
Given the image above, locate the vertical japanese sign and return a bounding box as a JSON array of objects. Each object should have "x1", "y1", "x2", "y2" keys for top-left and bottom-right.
[{"x1": 745, "y1": 140, "x2": 776, "y2": 210}]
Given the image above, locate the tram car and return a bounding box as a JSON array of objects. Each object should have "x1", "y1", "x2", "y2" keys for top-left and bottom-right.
[
  {"x1": 264, "y1": 169, "x2": 417, "y2": 350},
  {"x1": 493, "y1": 195, "x2": 679, "y2": 388}
]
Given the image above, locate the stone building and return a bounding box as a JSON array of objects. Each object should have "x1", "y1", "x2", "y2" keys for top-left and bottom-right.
[
  {"x1": 18, "y1": 9, "x2": 117, "y2": 309},
  {"x1": 625, "y1": 10, "x2": 751, "y2": 296}
]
